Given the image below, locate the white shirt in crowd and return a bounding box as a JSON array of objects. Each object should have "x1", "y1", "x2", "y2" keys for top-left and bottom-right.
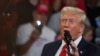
[{"x1": 16, "y1": 23, "x2": 56, "y2": 56}]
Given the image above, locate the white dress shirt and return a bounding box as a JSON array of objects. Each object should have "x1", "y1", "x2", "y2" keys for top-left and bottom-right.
[{"x1": 55, "y1": 35, "x2": 82, "y2": 56}]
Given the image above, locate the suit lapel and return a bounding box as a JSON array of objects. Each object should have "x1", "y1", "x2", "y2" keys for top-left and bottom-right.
[
  {"x1": 49, "y1": 40, "x2": 62, "y2": 56},
  {"x1": 78, "y1": 38, "x2": 88, "y2": 49},
  {"x1": 78, "y1": 38, "x2": 88, "y2": 56}
]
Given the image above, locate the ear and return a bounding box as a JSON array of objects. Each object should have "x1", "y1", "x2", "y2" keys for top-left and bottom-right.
[{"x1": 79, "y1": 24, "x2": 85, "y2": 33}]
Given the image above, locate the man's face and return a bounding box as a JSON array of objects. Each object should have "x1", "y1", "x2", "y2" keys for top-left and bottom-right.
[
  {"x1": 33, "y1": 11, "x2": 48, "y2": 24},
  {"x1": 60, "y1": 13, "x2": 84, "y2": 40}
]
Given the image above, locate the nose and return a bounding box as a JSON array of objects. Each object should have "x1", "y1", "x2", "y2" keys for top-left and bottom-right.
[
  {"x1": 64, "y1": 21, "x2": 70, "y2": 28},
  {"x1": 65, "y1": 21, "x2": 70, "y2": 26}
]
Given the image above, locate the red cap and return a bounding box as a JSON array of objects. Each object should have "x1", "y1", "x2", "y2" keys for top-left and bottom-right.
[{"x1": 36, "y1": 3, "x2": 49, "y2": 14}]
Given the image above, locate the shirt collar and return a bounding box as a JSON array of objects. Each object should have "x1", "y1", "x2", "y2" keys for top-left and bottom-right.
[
  {"x1": 74, "y1": 35, "x2": 82, "y2": 46},
  {"x1": 62, "y1": 35, "x2": 82, "y2": 46}
]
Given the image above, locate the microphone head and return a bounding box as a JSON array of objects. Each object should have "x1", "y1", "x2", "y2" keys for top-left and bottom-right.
[
  {"x1": 64, "y1": 30, "x2": 70, "y2": 36},
  {"x1": 64, "y1": 30, "x2": 72, "y2": 44}
]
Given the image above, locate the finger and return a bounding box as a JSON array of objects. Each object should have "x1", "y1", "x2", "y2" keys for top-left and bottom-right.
[
  {"x1": 31, "y1": 29, "x2": 41, "y2": 39},
  {"x1": 70, "y1": 51, "x2": 79, "y2": 56},
  {"x1": 70, "y1": 41, "x2": 78, "y2": 52},
  {"x1": 70, "y1": 51, "x2": 74, "y2": 56},
  {"x1": 70, "y1": 41, "x2": 79, "y2": 56}
]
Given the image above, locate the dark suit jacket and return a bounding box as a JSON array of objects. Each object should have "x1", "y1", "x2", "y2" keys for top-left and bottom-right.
[{"x1": 41, "y1": 38, "x2": 100, "y2": 56}]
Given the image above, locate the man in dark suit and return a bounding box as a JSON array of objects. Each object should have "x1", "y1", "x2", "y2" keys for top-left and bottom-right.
[{"x1": 41, "y1": 6, "x2": 100, "y2": 56}]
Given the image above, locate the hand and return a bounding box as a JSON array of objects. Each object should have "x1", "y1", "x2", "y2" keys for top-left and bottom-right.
[
  {"x1": 70, "y1": 41, "x2": 79, "y2": 56},
  {"x1": 30, "y1": 29, "x2": 41, "y2": 42}
]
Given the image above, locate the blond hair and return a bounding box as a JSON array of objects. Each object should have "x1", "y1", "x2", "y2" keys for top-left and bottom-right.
[{"x1": 60, "y1": 6, "x2": 86, "y2": 24}]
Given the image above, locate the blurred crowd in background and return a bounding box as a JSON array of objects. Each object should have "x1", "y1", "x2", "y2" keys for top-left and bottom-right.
[{"x1": 0, "y1": 0, "x2": 100, "y2": 56}]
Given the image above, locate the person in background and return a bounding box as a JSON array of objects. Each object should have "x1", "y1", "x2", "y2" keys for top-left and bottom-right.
[
  {"x1": 41, "y1": 6, "x2": 100, "y2": 56},
  {"x1": 83, "y1": 24, "x2": 93, "y2": 42},
  {"x1": 86, "y1": 0, "x2": 100, "y2": 44},
  {"x1": 17, "y1": 0, "x2": 35, "y2": 26},
  {"x1": 0, "y1": 40, "x2": 10, "y2": 56},
  {"x1": 29, "y1": 0, "x2": 39, "y2": 7},
  {"x1": 16, "y1": 3, "x2": 56, "y2": 56},
  {"x1": 53, "y1": 0, "x2": 86, "y2": 12},
  {"x1": 95, "y1": 16, "x2": 100, "y2": 45}
]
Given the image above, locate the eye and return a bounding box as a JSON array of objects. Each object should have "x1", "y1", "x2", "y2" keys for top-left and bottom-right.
[
  {"x1": 69, "y1": 19, "x2": 75, "y2": 23},
  {"x1": 70, "y1": 20, "x2": 74, "y2": 22},
  {"x1": 61, "y1": 19, "x2": 64, "y2": 22},
  {"x1": 60, "y1": 19, "x2": 67, "y2": 22}
]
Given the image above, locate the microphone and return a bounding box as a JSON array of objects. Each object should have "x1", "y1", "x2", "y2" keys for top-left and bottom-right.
[
  {"x1": 64, "y1": 30, "x2": 72, "y2": 56},
  {"x1": 64, "y1": 30, "x2": 72, "y2": 45}
]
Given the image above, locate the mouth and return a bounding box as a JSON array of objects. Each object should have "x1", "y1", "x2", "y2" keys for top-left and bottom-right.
[{"x1": 63, "y1": 29, "x2": 70, "y2": 32}]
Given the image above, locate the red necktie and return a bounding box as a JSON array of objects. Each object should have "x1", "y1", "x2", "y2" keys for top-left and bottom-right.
[{"x1": 59, "y1": 45, "x2": 67, "y2": 56}]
